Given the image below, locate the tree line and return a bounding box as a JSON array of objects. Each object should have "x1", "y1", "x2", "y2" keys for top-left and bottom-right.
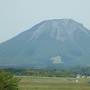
[{"x1": 2, "y1": 66, "x2": 90, "y2": 77}]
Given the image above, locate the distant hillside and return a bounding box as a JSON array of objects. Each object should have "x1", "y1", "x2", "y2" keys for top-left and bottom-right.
[{"x1": 0, "y1": 19, "x2": 90, "y2": 69}]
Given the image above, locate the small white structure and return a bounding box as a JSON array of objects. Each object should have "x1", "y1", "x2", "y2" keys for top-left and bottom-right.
[
  {"x1": 75, "y1": 74, "x2": 81, "y2": 83},
  {"x1": 81, "y1": 76, "x2": 85, "y2": 78},
  {"x1": 87, "y1": 76, "x2": 90, "y2": 78},
  {"x1": 76, "y1": 74, "x2": 81, "y2": 79},
  {"x1": 75, "y1": 79, "x2": 79, "y2": 83}
]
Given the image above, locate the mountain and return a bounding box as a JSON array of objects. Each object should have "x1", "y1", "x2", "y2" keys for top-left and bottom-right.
[{"x1": 0, "y1": 19, "x2": 90, "y2": 68}]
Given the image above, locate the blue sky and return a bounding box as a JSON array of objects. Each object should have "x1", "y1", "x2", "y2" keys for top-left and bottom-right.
[{"x1": 0, "y1": 0, "x2": 90, "y2": 43}]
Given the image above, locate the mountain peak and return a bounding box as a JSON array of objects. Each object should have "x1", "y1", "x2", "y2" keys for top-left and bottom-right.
[
  {"x1": 28, "y1": 19, "x2": 86, "y2": 41},
  {"x1": 37, "y1": 19, "x2": 84, "y2": 32},
  {"x1": 42, "y1": 18, "x2": 81, "y2": 25}
]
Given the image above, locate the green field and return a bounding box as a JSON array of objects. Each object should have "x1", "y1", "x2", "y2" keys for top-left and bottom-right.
[{"x1": 18, "y1": 76, "x2": 90, "y2": 90}]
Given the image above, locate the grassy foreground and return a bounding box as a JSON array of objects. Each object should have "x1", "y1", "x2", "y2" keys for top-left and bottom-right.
[{"x1": 18, "y1": 76, "x2": 90, "y2": 90}]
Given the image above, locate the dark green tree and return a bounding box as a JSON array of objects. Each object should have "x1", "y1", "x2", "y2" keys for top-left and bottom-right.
[{"x1": 0, "y1": 70, "x2": 20, "y2": 90}]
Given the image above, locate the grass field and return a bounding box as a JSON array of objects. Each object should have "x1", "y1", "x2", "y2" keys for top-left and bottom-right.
[{"x1": 19, "y1": 76, "x2": 90, "y2": 90}]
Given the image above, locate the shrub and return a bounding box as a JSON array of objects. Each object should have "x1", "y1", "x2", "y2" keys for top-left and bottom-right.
[{"x1": 0, "y1": 70, "x2": 20, "y2": 90}]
